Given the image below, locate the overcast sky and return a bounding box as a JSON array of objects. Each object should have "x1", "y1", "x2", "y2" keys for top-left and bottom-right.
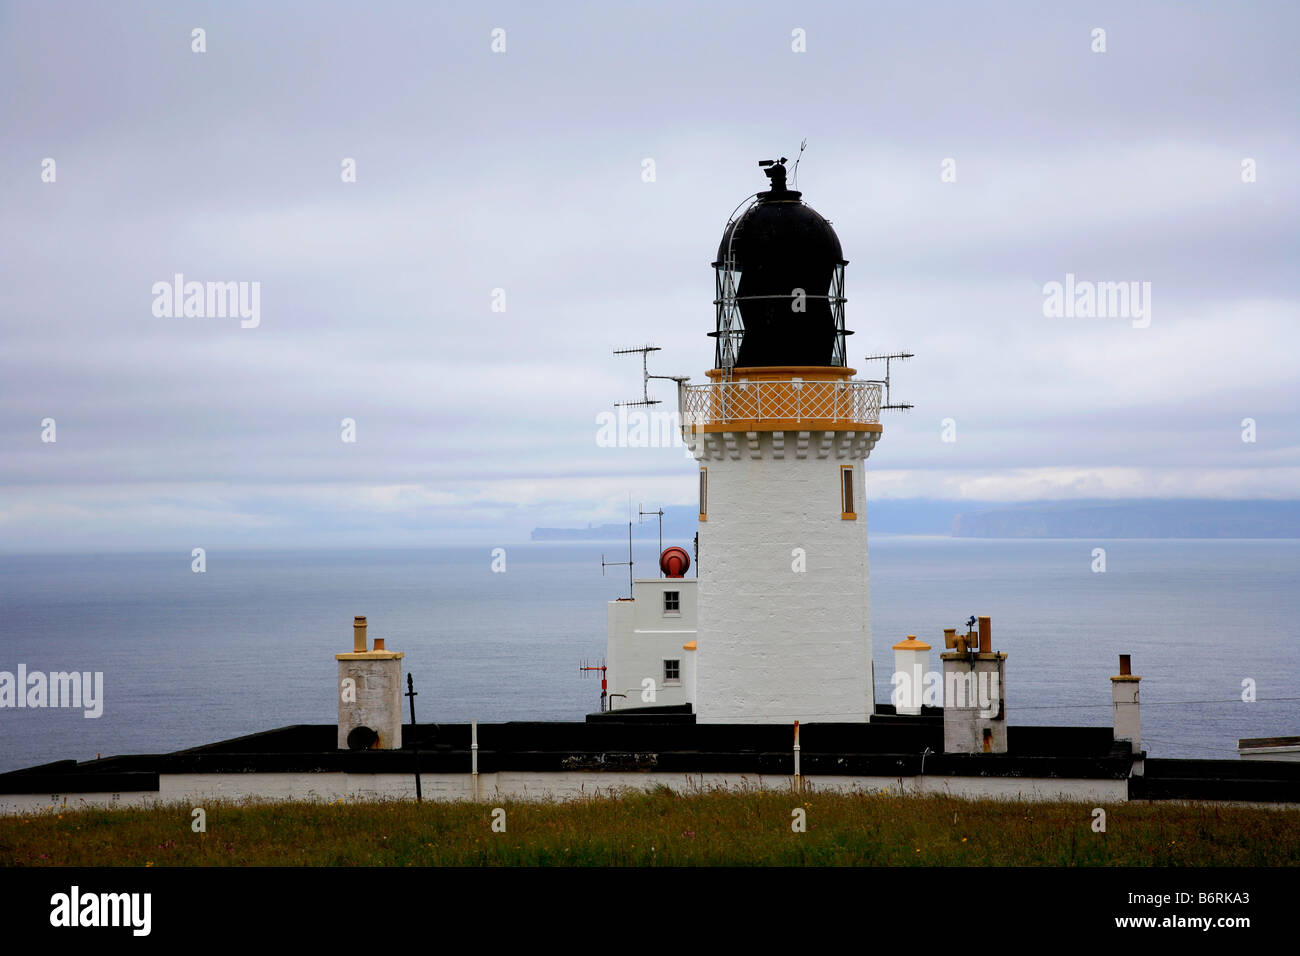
[{"x1": 2, "y1": 1, "x2": 1297, "y2": 550}]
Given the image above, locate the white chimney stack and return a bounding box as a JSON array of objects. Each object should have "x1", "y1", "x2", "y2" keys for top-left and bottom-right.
[
  {"x1": 941, "y1": 616, "x2": 1007, "y2": 754},
  {"x1": 1111, "y1": 654, "x2": 1142, "y2": 771},
  {"x1": 336, "y1": 615, "x2": 404, "y2": 750},
  {"x1": 891, "y1": 635, "x2": 931, "y2": 716}
]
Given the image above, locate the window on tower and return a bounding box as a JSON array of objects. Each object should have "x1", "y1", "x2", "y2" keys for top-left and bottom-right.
[
  {"x1": 699, "y1": 467, "x2": 708, "y2": 521},
  {"x1": 663, "y1": 659, "x2": 681, "y2": 683},
  {"x1": 841, "y1": 465, "x2": 857, "y2": 519},
  {"x1": 663, "y1": 590, "x2": 680, "y2": 614}
]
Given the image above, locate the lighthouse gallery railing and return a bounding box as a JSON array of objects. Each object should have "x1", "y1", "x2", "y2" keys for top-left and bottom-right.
[{"x1": 681, "y1": 379, "x2": 882, "y2": 427}]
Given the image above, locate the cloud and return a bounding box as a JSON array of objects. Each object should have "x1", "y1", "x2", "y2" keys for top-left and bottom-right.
[{"x1": 2, "y1": 1, "x2": 1296, "y2": 549}]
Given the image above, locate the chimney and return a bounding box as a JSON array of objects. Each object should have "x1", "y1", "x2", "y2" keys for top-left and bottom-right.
[
  {"x1": 940, "y1": 615, "x2": 1007, "y2": 754},
  {"x1": 336, "y1": 615, "x2": 404, "y2": 751},
  {"x1": 891, "y1": 635, "x2": 931, "y2": 716},
  {"x1": 1111, "y1": 654, "x2": 1143, "y2": 769}
]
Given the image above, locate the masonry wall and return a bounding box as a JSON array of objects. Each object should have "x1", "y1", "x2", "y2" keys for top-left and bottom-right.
[
  {"x1": 0, "y1": 770, "x2": 1129, "y2": 814},
  {"x1": 606, "y1": 579, "x2": 696, "y2": 709},
  {"x1": 693, "y1": 429, "x2": 878, "y2": 723},
  {"x1": 337, "y1": 658, "x2": 403, "y2": 749}
]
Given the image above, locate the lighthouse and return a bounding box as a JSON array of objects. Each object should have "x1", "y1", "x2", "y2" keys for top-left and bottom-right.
[{"x1": 680, "y1": 159, "x2": 883, "y2": 724}]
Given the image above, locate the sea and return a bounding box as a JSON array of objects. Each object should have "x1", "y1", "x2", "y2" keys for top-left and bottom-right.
[{"x1": 1, "y1": 537, "x2": 1297, "y2": 773}]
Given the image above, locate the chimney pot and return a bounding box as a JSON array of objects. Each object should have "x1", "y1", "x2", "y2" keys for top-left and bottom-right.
[
  {"x1": 353, "y1": 615, "x2": 368, "y2": 653},
  {"x1": 978, "y1": 616, "x2": 991, "y2": 654},
  {"x1": 1119, "y1": 654, "x2": 1131, "y2": 676}
]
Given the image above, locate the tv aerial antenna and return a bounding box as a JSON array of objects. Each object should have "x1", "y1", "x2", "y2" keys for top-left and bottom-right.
[
  {"x1": 639, "y1": 504, "x2": 664, "y2": 573},
  {"x1": 579, "y1": 659, "x2": 611, "y2": 712},
  {"x1": 861, "y1": 351, "x2": 915, "y2": 411},
  {"x1": 613, "y1": 345, "x2": 687, "y2": 407},
  {"x1": 600, "y1": 520, "x2": 634, "y2": 598}
]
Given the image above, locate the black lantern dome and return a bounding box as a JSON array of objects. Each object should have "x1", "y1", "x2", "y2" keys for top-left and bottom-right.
[{"x1": 710, "y1": 159, "x2": 850, "y2": 369}]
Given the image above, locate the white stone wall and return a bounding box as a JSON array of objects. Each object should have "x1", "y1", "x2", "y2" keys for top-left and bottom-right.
[
  {"x1": 1239, "y1": 746, "x2": 1300, "y2": 762},
  {"x1": 1111, "y1": 678, "x2": 1142, "y2": 754},
  {"x1": 942, "y1": 656, "x2": 1008, "y2": 754},
  {"x1": 605, "y1": 599, "x2": 634, "y2": 706},
  {"x1": 606, "y1": 579, "x2": 696, "y2": 709},
  {"x1": 690, "y1": 429, "x2": 879, "y2": 723},
  {"x1": 338, "y1": 658, "x2": 403, "y2": 750},
  {"x1": 682, "y1": 645, "x2": 697, "y2": 706},
  {"x1": 0, "y1": 770, "x2": 1130, "y2": 813}
]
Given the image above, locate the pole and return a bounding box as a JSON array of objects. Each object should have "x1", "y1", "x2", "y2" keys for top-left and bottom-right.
[
  {"x1": 471, "y1": 718, "x2": 479, "y2": 801},
  {"x1": 405, "y1": 673, "x2": 422, "y2": 803},
  {"x1": 793, "y1": 720, "x2": 802, "y2": 793},
  {"x1": 639, "y1": 505, "x2": 665, "y2": 576}
]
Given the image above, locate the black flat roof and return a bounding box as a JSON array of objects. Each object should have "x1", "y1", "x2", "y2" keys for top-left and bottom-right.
[{"x1": 2, "y1": 719, "x2": 1297, "y2": 802}]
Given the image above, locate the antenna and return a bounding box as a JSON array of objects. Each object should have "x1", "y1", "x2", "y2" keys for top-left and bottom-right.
[
  {"x1": 579, "y1": 659, "x2": 609, "y2": 712},
  {"x1": 861, "y1": 351, "x2": 915, "y2": 411},
  {"x1": 613, "y1": 345, "x2": 688, "y2": 407},
  {"x1": 600, "y1": 520, "x2": 634, "y2": 598},
  {"x1": 792, "y1": 139, "x2": 807, "y2": 188},
  {"x1": 639, "y1": 504, "x2": 664, "y2": 574}
]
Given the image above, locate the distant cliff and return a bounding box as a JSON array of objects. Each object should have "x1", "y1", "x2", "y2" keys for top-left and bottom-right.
[
  {"x1": 530, "y1": 501, "x2": 973, "y2": 540},
  {"x1": 532, "y1": 507, "x2": 699, "y2": 541},
  {"x1": 532, "y1": 523, "x2": 642, "y2": 541},
  {"x1": 533, "y1": 499, "x2": 1300, "y2": 540},
  {"x1": 952, "y1": 500, "x2": 1300, "y2": 538}
]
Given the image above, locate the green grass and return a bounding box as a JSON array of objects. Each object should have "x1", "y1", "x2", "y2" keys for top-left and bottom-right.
[{"x1": 2, "y1": 787, "x2": 1297, "y2": 866}]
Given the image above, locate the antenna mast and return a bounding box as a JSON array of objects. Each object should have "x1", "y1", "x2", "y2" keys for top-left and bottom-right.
[
  {"x1": 613, "y1": 345, "x2": 687, "y2": 407},
  {"x1": 861, "y1": 351, "x2": 916, "y2": 411},
  {"x1": 639, "y1": 504, "x2": 664, "y2": 573},
  {"x1": 600, "y1": 520, "x2": 634, "y2": 598},
  {"x1": 579, "y1": 659, "x2": 609, "y2": 712}
]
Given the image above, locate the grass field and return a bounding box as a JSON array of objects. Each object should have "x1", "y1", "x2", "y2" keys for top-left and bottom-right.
[{"x1": 2, "y1": 788, "x2": 1297, "y2": 866}]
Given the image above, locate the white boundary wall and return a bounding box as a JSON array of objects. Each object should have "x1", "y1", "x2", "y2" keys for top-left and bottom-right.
[{"x1": 0, "y1": 771, "x2": 1127, "y2": 814}]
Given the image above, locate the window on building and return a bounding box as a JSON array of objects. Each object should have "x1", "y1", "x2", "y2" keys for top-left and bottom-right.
[
  {"x1": 699, "y1": 467, "x2": 708, "y2": 520},
  {"x1": 663, "y1": 659, "x2": 681, "y2": 682},
  {"x1": 663, "y1": 590, "x2": 680, "y2": 613},
  {"x1": 841, "y1": 465, "x2": 856, "y2": 519}
]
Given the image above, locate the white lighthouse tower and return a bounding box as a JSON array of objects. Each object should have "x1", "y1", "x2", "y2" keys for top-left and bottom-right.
[{"x1": 680, "y1": 159, "x2": 883, "y2": 724}]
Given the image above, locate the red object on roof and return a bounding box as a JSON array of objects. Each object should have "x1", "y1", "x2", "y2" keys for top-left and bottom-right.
[{"x1": 660, "y1": 546, "x2": 691, "y2": 578}]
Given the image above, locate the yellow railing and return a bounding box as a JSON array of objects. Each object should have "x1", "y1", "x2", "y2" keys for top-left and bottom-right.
[{"x1": 681, "y1": 379, "x2": 882, "y2": 428}]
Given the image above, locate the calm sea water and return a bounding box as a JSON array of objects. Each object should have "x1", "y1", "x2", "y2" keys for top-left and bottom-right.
[{"x1": 1, "y1": 538, "x2": 1297, "y2": 772}]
